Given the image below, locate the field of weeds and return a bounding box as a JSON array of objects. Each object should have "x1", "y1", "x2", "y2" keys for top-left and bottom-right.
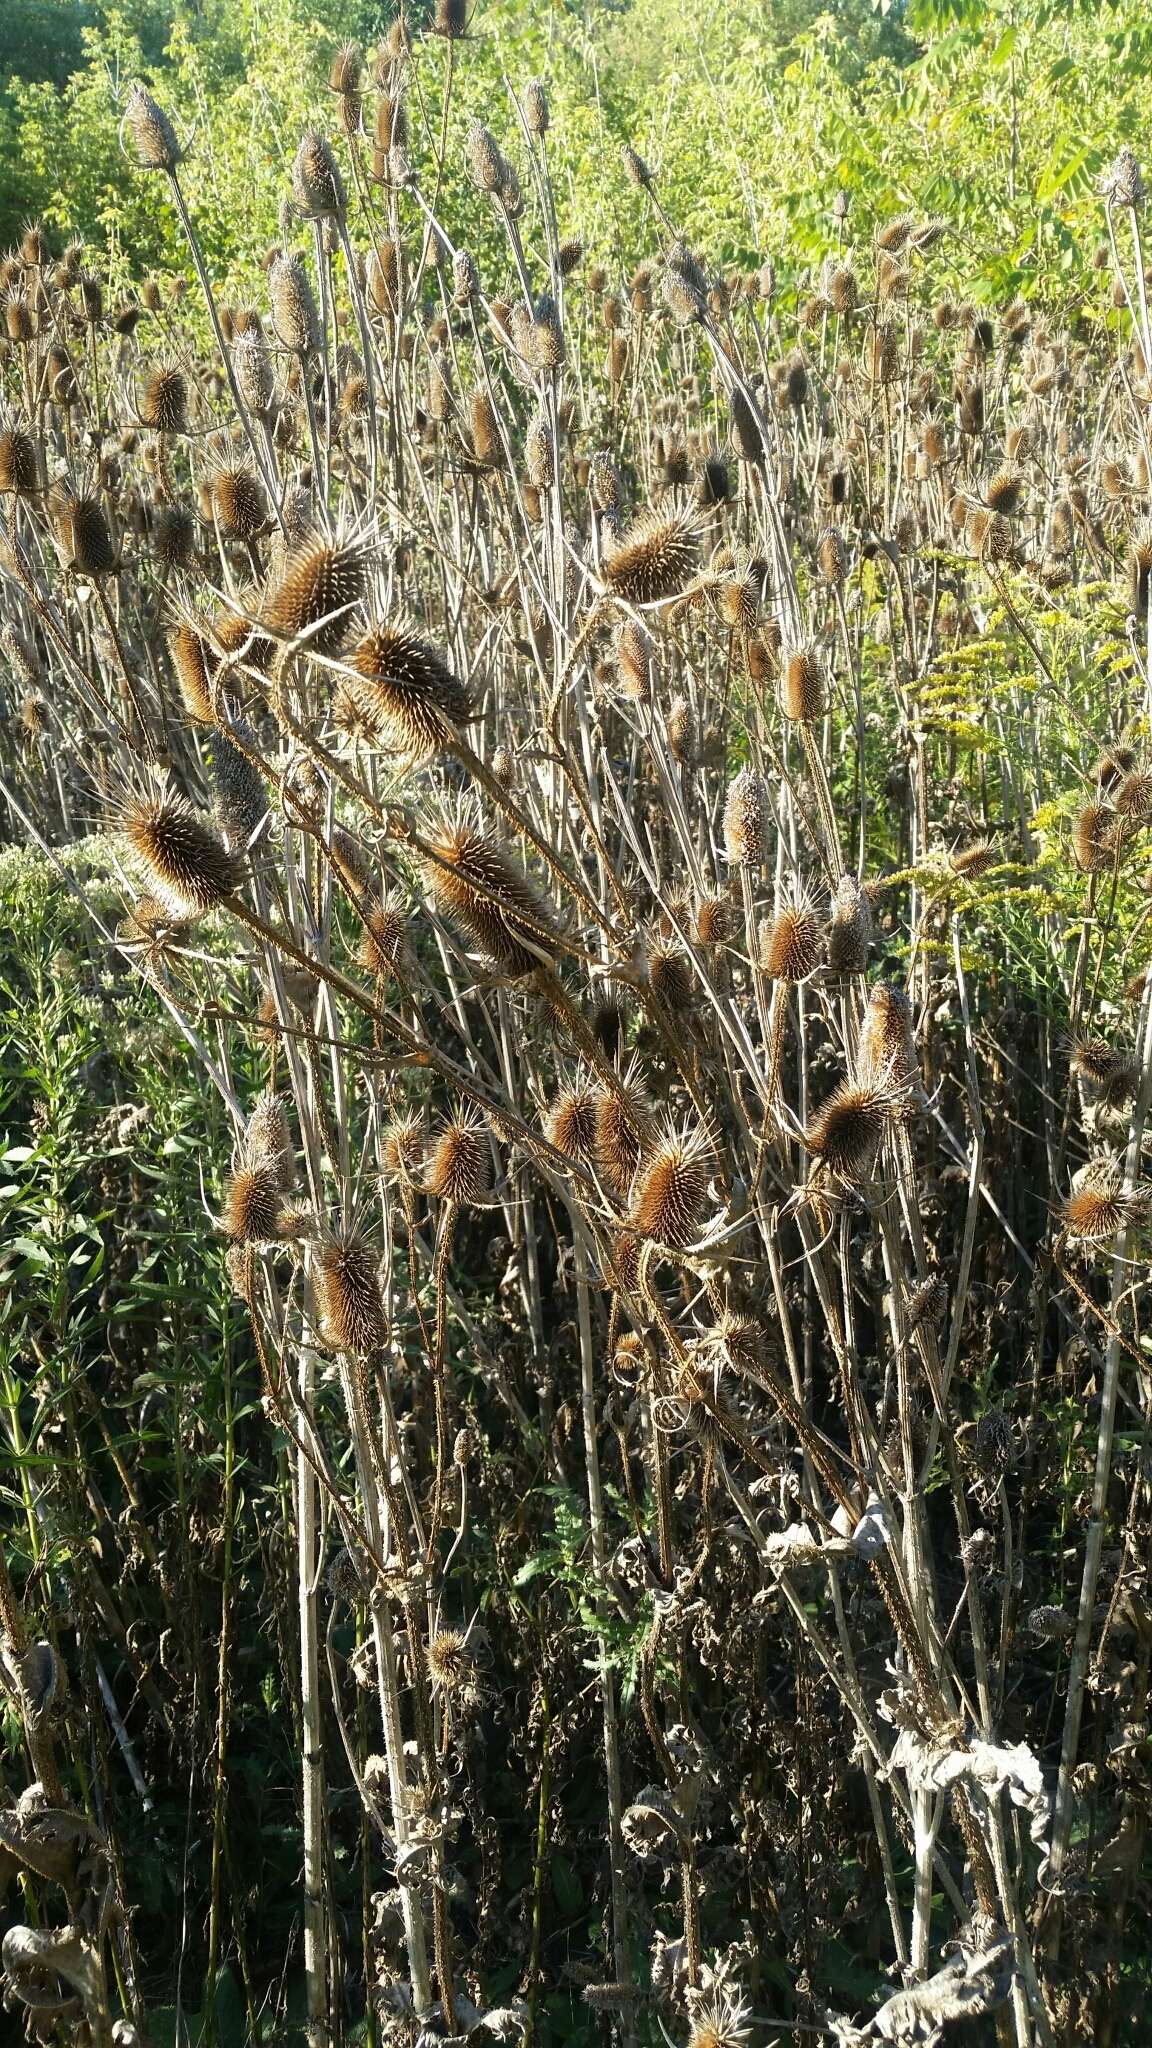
[{"x1": 2, "y1": 4, "x2": 1152, "y2": 2044}]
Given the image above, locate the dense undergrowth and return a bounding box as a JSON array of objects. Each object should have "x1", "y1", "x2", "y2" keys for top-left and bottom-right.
[{"x1": 2, "y1": 5, "x2": 1152, "y2": 2046}]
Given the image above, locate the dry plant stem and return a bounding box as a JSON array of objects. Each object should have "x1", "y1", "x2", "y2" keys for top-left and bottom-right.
[
  {"x1": 1049, "y1": 971, "x2": 1152, "y2": 1896},
  {"x1": 297, "y1": 1339, "x2": 331, "y2": 2047}
]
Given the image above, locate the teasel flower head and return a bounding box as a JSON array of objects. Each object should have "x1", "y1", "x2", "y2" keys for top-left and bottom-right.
[
  {"x1": 595, "y1": 1056, "x2": 654, "y2": 1196},
  {"x1": 264, "y1": 534, "x2": 367, "y2": 654},
  {"x1": 292, "y1": 129, "x2": 346, "y2": 219},
  {"x1": 433, "y1": 0, "x2": 469, "y2": 36},
  {"x1": 358, "y1": 898, "x2": 409, "y2": 980},
  {"x1": 123, "y1": 792, "x2": 242, "y2": 917},
  {"x1": 139, "y1": 365, "x2": 189, "y2": 433},
  {"x1": 760, "y1": 892, "x2": 822, "y2": 983},
  {"x1": 694, "y1": 895, "x2": 732, "y2": 948},
  {"x1": 0, "y1": 426, "x2": 37, "y2": 495},
  {"x1": 615, "y1": 619, "x2": 655, "y2": 702},
  {"x1": 826, "y1": 875, "x2": 873, "y2": 975},
  {"x1": 857, "y1": 981, "x2": 920, "y2": 1093},
  {"x1": 466, "y1": 120, "x2": 507, "y2": 193},
  {"x1": 1092, "y1": 744, "x2": 1138, "y2": 791},
  {"x1": 662, "y1": 245, "x2": 708, "y2": 324},
  {"x1": 428, "y1": 1629, "x2": 478, "y2": 1694},
  {"x1": 817, "y1": 526, "x2": 848, "y2": 587},
  {"x1": 588, "y1": 450, "x2": 622, "y2": 513},
  {"x1": 51, "y1": 489, "x2": 116, "y2": 577},
  {"x1": 383, "y1": 1113, "x2": 426, "y2": 1186},
  {"x1": 907, "y1": 1272, "x2": 949, "y2": 1332},
  {"x1": 546, "y1": 1078, "x2": 600, "y2": 1163},
  {"x1": 209, "y1": 723, "x2": 266, "y2": 850},
  {"x1": 687, "y1": 1986, "x2": 754, "y2": 2048},
  {"x1": 426, "y1": 1109, "x2": 491, "y2": 1205},
  {"x1": 1102, "y1": 146, "x2": 1145, "y2": 208},
  {"x1": 222, "y1": 1159, "x2": 283, "y2": 1243},
  {"x1": 723, "y1": 765, "x2": 767, "y2": 866},
  {"x1": 621, "y1": 144, "x2": 653, "y2": 190},
  {"x1": 985, "y1": 466, "x2": 1025, "y2": 516},
  {"x1": 805, "y1": 1077, "x2": 907, "y2": 1188},
  {"x1": 1062, "y1": 1156, "x2": 1149, "y2": 1244},
  {"x1": 316, "y1": 1232, "x2": 386, "y2": 1353},
  {"x1": 666, "y1": 693, "x2": 694, "y2": 764},
  {"x1": 603, "y1": 503, "x2": 702, "y2": 605},
  {"x1": 531, "y1": 293, "x2": 565, "y2": 370},
  {"x1": 1071, "y1": 1036, "x2": 1141, "y2": 1108},
  {"x1": 244, "y1": 1093, "x2": 296, "y2": 1192},
  {"x1": 948, "y1": 839, "x2": 997, "y2": 881},
  {"x1": 1072, "y1": 799, "x2": 1114, "y2": 874},
  {"x1": 422, "y1": 808, "x2": 562, "y2": 975},
  {"x1": 348, "y1": 624, "x2": 474, "y2": 755},
  {"x1": 269, "y1": 253, "x2": 322, "y2": 355},
  {"x1": 123, "y1": 82, "x2": 183, "y2": 170},
  {"x1": 629, "y1": 1122, "x2": 713, "y2": 1248},
  {"x1": 1114, "y1": 767, "x2": 1152, "y2": 820},
  {"x1": 646, "y1": 937, "x2": 695, "y2": 1011},
  {"x1": 213, "y1": 465, "x2": 266, "y2": 542},
  {"x1": 524, "y1": 408, "x2": 555, "y2": 489},
  {"x1": 152, "y1": 500, "x2": 196, "y2": 568},
  {"x1": 779, "y1": 643, "x2": 827, "y2": 722}
]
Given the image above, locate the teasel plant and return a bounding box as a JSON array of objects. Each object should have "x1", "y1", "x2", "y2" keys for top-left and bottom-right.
[{"x1": 6, "y1": 21, "x2": 1152, "y2": 2047}]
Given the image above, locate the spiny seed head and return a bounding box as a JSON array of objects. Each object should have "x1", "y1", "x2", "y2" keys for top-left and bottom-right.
[
  {"x1": 232, "y1": 331, "x2": 275, "y2": 415},
  {"x1": 1092, "y1": 744, "x2": 1138, "y2": 790},
  {"x1": 329, "y1": 41, "x2": 361, "y2": 93},
  {"x1": 428, "y1": 1629, "x2": 476, "y2": 1690},
  {"x1": 524, "y1": 408, "x2": 554, "y2": 488},
  {"x1": 152, "y1": 501, "x2": 195, "y2": 567},
  {"x1": 383, "y1": 1114, "x2": 425, "y2": 1183},
  {"x1": 469, "y1": 389, "x2": 502, "y2": 465},
  {"x1": 211, "y1": 723, "x2": 266, "y2": 848},
  {"x1": 1072, "y1": 800, "x2": 1113, "y2": 874},
  {"x1": 694, "y1": 895, "x2": 731, "y2": 946},
  {"x1": 213, "y1": 466, "x2": 266, "y2": 541},
  {"x1": 426, "y1": 1111, "x2": 491, "y2": 1205},
  {"x1": 349, "y1": 625, "x2": 474, "y2": 754},
  {"x1": 629, "y1": 1125, "x2": 712, "y2": 1247},
  {"x1": 647, "y1": 939, "x2": 694, "y2": 1010},
  {"x1": 264, "y1": 536, "x2": 367, "y2": 653},
  {"x1": 616, "y1": 619, "x2": 654, "y2": 701},
  {"x1": 123, "y1": 794, "x2": 242, "y2": 917},
  {"x1": 817, "y1": 527, "x2": 848, "y2": 586},
  {"x1": 805, "y1": 1081, "x2": 895, "y2": 1185},
  {"x1": 139, "y1": 365, "x2": 188, "y2": 433},
  {"x1": 985, "y1": 467, "x2": 1025, "y2": 515},
  {"x1": 124, "y1": 82, "x2": 183, "y2": 170},
  {"x1": 826, "y1": 875, "x2": 873, "y2": 975},
  {"x1": 269, "y1": 253, "x2": 321, "y2": 355},
  {"x1": 621, "y1": 144, "x2": 653, "y2": 190},
  {"x1": 292, "y1": 130, "x2": 346, "y2": 219},
  {"x1": 0, "y1": 427, "x2": 37, "y2": 495},
  {"x1": 760, "y1": 897, "x2": 822, "y2": 982},
  {"x1": 244, "y1": 1093, "x2": 296, "y2": 1189},
  {"x1": 317, "y1": 1234, "x2": 386, "y2": 1353},
  {"x1": 1063, "y1": 1159, "x2": 1147, "y2": 1243},
  {"x1": 1071, "y1": 1037, "x2": 1140, "y2": 1106},
  {"x1": 949, "y1": 839, "x2": 996, "y2": 879},
  {"x1": 433, "y1": 0, "x2": 469, "y2": 37},
  {"x1": 779, "y1": 645, "x2": 827, "y2": 722},
  {"x1": 222, "y1": 1160, "x2": 282, "y2": 1242},
  {"x1": 171, "y1": 624, "x2": 216, "y2": 723},
  {"x1": 52, "y1": 490, "x2": 116, "y2": 576},
  {"x1": 523, "y1": 78, "x2": 549, "y2": 136},
  {"x1": 423, "y1": 816, "x2": 561, "y2": 975},
  {"x1": 1114, "y1": 768, "x2": 1152, "y2": 819},
  {"x1": 546, "y1": 1081, "x2": 600, "y2": 1162},
  {"x1": 666, "y1": 693, "x2": 694, "y2": 763},
  {"x1": 466, "y1": 121, "x2": 506, "y2": 194},
  {"x1": 358, "y1": 899, "x2": 408, "y2": 979},
  {"x1": 595, "y1": 1060, "x2": 653, "y2": 1194},
  {"x1": 723, "y1": 765, "x2": 767, "y2": 866},
  {"x1": 603, "y1": 504, "x2": 702, "y2": 605},
  {"x1": 858, "y1": 981, "x2": 920, "y2": 1091}
]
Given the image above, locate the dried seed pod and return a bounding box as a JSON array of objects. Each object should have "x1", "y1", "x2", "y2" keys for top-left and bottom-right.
[
  {"x1": 426, "y1": 1113, "x2": 491, "y2": 1204},
  {"x1": 857, "y1": 981, "x2": 920, "y2": 1091},
  {"x1": 264, "y1": 536, "x2": 367, "y2": 653},
  {"x1": 603, "y1": 505, "x2": 701, "y2": 604},
  {"x1": 123, "y1": 794, "x2": 242, "y2": 916},
  {"x1": 621, "y1": 144, "x2": 653, "y2": 190},
  {"x1": 805, "y1": 1081, "x2": 893, "y2": 1185},
  {"x1": 0, "y1": 427, "x2": 37, "y2": 495},
  {"x1": 348, "y1": 625, "x2": 474, "y2": 754},
  {"x1": 666, "y1": 694, "x2": 694, "y2": 763},
  {"x1": 152, "y1": 501, "x2": 196, "y2": 568},
  {"x1": 139, "y1": 366, "x2": 188, "y2": 433},
  {"x1": 546, "y1": 1081, "x2": 600, "y2": 1162},
  {"x1": 694, "y1": 895, "x2": 731, "y2": 947},
  {"x1": 615, "y1": 619, "x2": 654, "y2": 701},
  {"x1": 630, "y1": 1125, "x2": 712, "y2": 1248},
  {"x1": 985, "y1": 467, "x2": 1025, "y2": 515},
  {"x1": 722, "y1": 765, "x2": 767, "y2": 865},
  {"x1": 1072, "y1": 800, "x2": 1113, "y2": 874},
  {"x1": 317, "y1": 1234, "x2": 386, "y2": 1352},
  {"x1": 1062, "y1": 1158, "x2": 1148, "y2": 1243},
  {"x1": 123, "y1": 82, "x2": 183, "y2": 170},
  {"x1": 760, "y1": 897, "x2": 822, "y2": 982},
  {"x1": 646, "y1": 940, "x2": 694, "y2": 1011},
  {"x1": 595, "y1": 1060, "x2": 653, "y2": 1195},
  {"x1": 233, "y1": 331, "x2": 275, "y2": 416},
  {"x1": 51, "y1": 490, "x2": 116, "y2": 576},
  {"x1": 779, "y1": 645, "x2": 827, "y2": 722},
  {"x1": 357, "y1": 899, "x2": 408, "y2": 979},
  {"x1": 269, "y1": 253, "x2": 321, "y2": 356},
  {"x1": 817, "y1": 527, "x2": 848, "y2": 586},
  {"x1": 292, "y1": 129, "x2": 346, "y2": 219},
  {"x1": 213, "y1": 466, "x2": 266, "y2": 541},
  {"x1": 423, "y1": 815, "x2": 562, "y2": 974},
  {"x1": 466, "y1": 121, "x2": 506, "y2": 194},
  {"x1": 222, "y1": 1160, "x2": 283, "y2": 1242},
  {"x1": 433, "y1": 0, "x2": 469, "y2": 35},
  {"x1": 1071, "y1": 1038, "x2": 1141, "y2": 1107},
  {"x1": 524, "y1": 409, "x2": 555, "y2": 489},
  {"x1": 826, "y1": 876, "x2": 873, "y2": 974},
  {"x1": 170, "y1": 623, "x2": 217, "y2": 723}
]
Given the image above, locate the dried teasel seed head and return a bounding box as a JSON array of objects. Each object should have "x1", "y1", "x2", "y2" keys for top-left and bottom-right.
[
  {"x1": 264, "y1": 535, "x2": 367, "y2": 654},
  {"x1": 615, "y1": 619, "x2": 655, "y2": 702},
  {"x1": 433, "y1": 0, "x2": 469, "y2": 36},
  {"x1": 524, "y1": 409, "x2": 555, "y2": 489},
  {"x1": 760, "y1": 896, "x2": 822, "y2": 982},
  {"x1": 222, "y1": 1160, "x2": 283, "y2": 1243},
  {"x1": 383, "y1": 1114, "x2": 426, "y2": 1183},
  {"x1": 52, "y1": 490, "x2": 117, "y2": 576},
  {"x1": 317, "y1": 1234, "x2": 386, "y2": 1353},
  {"x1": 595, "y1": 1060, "x2": 653, "y2": 1195},
  {"x1": 244, "y1": 1093, "x2": 296, "y2": 1190},
  {"x1": 546, "y1": 1080, "x2": 600, "y2": 1163},
  {"x1": 857, "y1": 981, "x2": 920, "y2": 1092},
  {"x1": 723, "y1": 765, "x2": 768, "y2": 866},
  {"x1": 292, "y1": 129, "x2": 346, "y2": 219},
  {"x1": 1070, "y1": 1037, "x2": 1141, "y2": 1107},
  {"x1": 949, "y1": 839, "x2": 997, "y2": 880},
  {"x1": 646, "y1": 939, "x2": 694, "y2": 1011},
  {"x1": 523, "y1": 79, "x2": 549, "y2": 136},
  {"x1": 269, "y1": 253, "x2": 322, "y2": 356},
  {"x1": 588, "y1": 450, "x2": 622, "y2": 512},
  {"x1": 805, "y1": 1080, "x2": 899, "y2": 1186},
  {"x1": 466, "y1": 121, "x2": 506, "y2": 193},
  {"x1": 666, "y1": 694, "x2": 694, "y2": 763},
  {"x1": 152, "y1": 501, "x2": 195, "y2": 568},
  {"x1": 358, "y1": 899, "x2": 408, "y2": 980},
  {"x1": 816, "y1": 527, "x2": 848, "y2": 586},
  {"x1": 139, "y1": 365, "x2": 188, "y2": 433},
  {"x1": 213, "y1": 466, "x2": 266, "y2": 541},
  {"x1": 629, "y1": 1124, "x2": 712, "y2": 1248},
  {"x1": 427, "y1": 1629, "x2": 476, "y2": 1690},
  {"x1": 123, "y1": 793, "x2": 242, "y2": 916},
  {"x1": 349, "y1": 625, "x2": 475, "y2": 755},
  {"x1": 779, "y1": 644, "x2": 827, "y2": 722},
  {"x1": 694, "y1": 895, "x2": 732, "y2": 947},
  {"x1": 621, "y1": 144, "x2": 653, "y2": 190},
  {"x1": 0, "y1": 427, "x2": 37, "y2": 495},
  {"x1": 124, "y1": 82, "x2": 183, "y2": 170},
  {"x1": 170, "y1": 623, "x2": 217, "y2": 724},
  {"x1": 211, "y1": 723, "x2": 267, "y2": 849},
  {"x1": 423, "y1": 814, "x2": 562, "y2": 974},
  {"x1": 426, "y1": 1111, "x2": 491, "y2": 1205},
  {"x1": 603, "y1": 504, "x2": 701, "y2": 606},
  {"x1": 1062, "y1": 1158, "x2": 1148, "y2": 1244},
  {"x1": 1072, "y1": 800, "x2": 1113, "y2": 874},
  {"x1": 826, "y1": 876, "x2": 873, "y2": 975},
  {"x1": 985, "y1": 467, "x2": 1025, "y2": 516}
]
